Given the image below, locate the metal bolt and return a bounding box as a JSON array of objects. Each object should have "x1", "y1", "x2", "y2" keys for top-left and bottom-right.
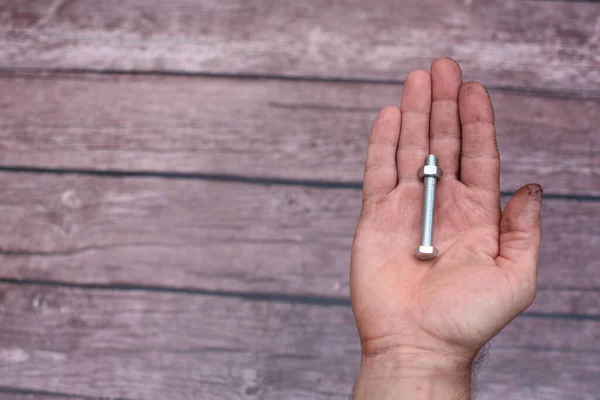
[{"x1": 414, "y1": 154, "x2": 443, "y2": 261}]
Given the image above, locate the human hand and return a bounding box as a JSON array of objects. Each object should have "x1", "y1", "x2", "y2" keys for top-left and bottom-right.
[{"x1": 351, "y1": 58, "x2": 543, "y2": 399}]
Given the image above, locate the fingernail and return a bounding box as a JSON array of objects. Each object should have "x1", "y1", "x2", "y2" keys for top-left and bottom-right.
[{"x1": 526, "y1": 184, "x2": 544, "y2": 203}]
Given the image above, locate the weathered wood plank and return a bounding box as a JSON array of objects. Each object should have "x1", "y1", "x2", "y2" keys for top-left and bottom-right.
[
  {"x1": 0, "y1": 283, "x2": 598, "y2": 399},
  {"x1": 0, "y1": 393, "x2": 86, "y2": 400},
  {"x1": 0, "y1": 0, "x2": 598, "y2": 93},
  {"x1": 0, "y1": 73, "x2": 598, "y2": 195},
  {"x1": 479, "y1": 386, "x2": 597, "y2": 400},
  {"x1": 0, "y1": 172, "x2": 598, "y2": 307}
]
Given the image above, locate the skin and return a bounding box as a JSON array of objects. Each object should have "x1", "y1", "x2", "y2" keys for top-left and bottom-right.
[{"x1": 351, "y1": 58, "x2": 543, "y2": 399}]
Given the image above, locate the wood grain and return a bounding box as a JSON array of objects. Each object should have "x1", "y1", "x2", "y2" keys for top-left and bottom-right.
[
  {"x1": 0, "y1": 1, "x2": 598, "y2": 398},
  {"x1": 0, "y1": 283, "x2": 599, "y2": 399},
  {"x1": 0, "y1": 397, "x2": 78, "y2": 400},
  {"x1": 0, "y1": 172, "x2": 598, "y2": 309},
  {"x1": 0, "y1": 393, "x2": 87, "y2": 400},
  {"x1": 0, "y1": 73, "x2": 598, "y2": 195},
  {"x1": 0, "y1": 0, "x2": 599, "y2": 94}
]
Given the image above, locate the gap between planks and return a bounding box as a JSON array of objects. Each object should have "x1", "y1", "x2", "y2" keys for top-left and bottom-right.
[
  {"x1": 0, "y1": 67, "x2": 599, "y2": 101},
  {"x1": 0, "y1": 385, "x2": 123, "y2": 400},
  {"x1": 0, "y1": 165, "x2": 598, "y2": 202}
]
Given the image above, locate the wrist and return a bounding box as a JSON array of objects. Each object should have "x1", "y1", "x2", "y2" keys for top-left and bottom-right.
[{"x1": 353, "y1": 346, "x2": 473, "y2": 400}]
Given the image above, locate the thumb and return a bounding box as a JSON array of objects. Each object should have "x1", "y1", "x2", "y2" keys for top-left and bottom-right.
[{"x1": 497, "y1": 184, "x2": 543, "y2": 281}]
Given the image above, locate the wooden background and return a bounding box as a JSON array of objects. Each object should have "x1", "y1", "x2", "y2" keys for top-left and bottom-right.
[{"x1": 0, "y1": 1, "x2": 599, "y2": 399}]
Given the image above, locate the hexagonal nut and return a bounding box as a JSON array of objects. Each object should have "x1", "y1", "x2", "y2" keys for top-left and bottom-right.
[
  {"x1": 414, "y1": 245, "x2": 439, "y2": 261},
  {"x1": 418, "y1": 165, "x2": 443, "y2": 180}
]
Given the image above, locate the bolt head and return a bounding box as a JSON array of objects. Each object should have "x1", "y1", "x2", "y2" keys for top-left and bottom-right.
[
  {"x1": 418, "y1": 165, "x2": 443, "y2": 180},
  {"x1": 414, "y1": 246, "x2": 439, "y2": 261}
]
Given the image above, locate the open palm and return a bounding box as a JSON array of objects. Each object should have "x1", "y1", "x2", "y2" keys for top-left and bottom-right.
[{"x1": 351, "y1": 58, "x2": 543, "y2": 364}]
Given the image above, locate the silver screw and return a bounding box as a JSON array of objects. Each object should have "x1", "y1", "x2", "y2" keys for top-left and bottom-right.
[{"x1": 414, "y1": 154, "x2": 443, "y2": 261}]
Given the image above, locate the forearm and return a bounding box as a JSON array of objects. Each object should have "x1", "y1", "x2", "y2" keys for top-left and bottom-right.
[{"x1": 352, "y1": 348, "x2": 472, "y2": 400}]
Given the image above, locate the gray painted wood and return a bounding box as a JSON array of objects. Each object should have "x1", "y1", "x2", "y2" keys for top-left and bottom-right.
[
  {"x1": 0, "y1": 393, "x2": 89, "y2": 400},
  {"x1": 0, "y1": 172, "x2": 598, "y2": 307},
  {"x1": 0, "y1": 2, "x2": 598, "y2": 397},
  {"x1": 0, "y1": 283, "x2": 598, "y2": 399},
  {"x1": 478, "y1": 387, "x2": 597, "y2": 400},
  {"x1": 0, "y1": 1, "x2": 598, "y2": 93},
  {"x1": 0, "y1": 73, "x2": 598, "y2": 195}
]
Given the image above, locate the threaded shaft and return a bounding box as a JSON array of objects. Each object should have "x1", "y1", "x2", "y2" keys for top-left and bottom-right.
[
  {"x1": 420, "y1": 155, "x2": 437, "y2": 246},
  {"x1": 425, "y1": 154, "x2": 437, "y2": 167}
]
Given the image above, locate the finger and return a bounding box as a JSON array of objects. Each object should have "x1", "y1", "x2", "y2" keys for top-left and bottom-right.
[
  {"x1": 430, "y1": 58, "x2": 462, "y2": 180},
  {"x1": 362, "y1": 106, "x2": 402, "y2": 199},
  {"x1": 458, "y1": 82, "x2": 500, "y2": 191},
  {"x1": 397, "y1": 69, "x2": 431, "y2": 183},
  {"x1": 496, "y1": 184, "x2": 543, "y2": 306}
]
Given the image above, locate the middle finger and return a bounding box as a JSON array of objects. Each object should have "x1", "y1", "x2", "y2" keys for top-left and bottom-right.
[{"x1": 430, "y1": 58, "x2": 462, "y2": 180}]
